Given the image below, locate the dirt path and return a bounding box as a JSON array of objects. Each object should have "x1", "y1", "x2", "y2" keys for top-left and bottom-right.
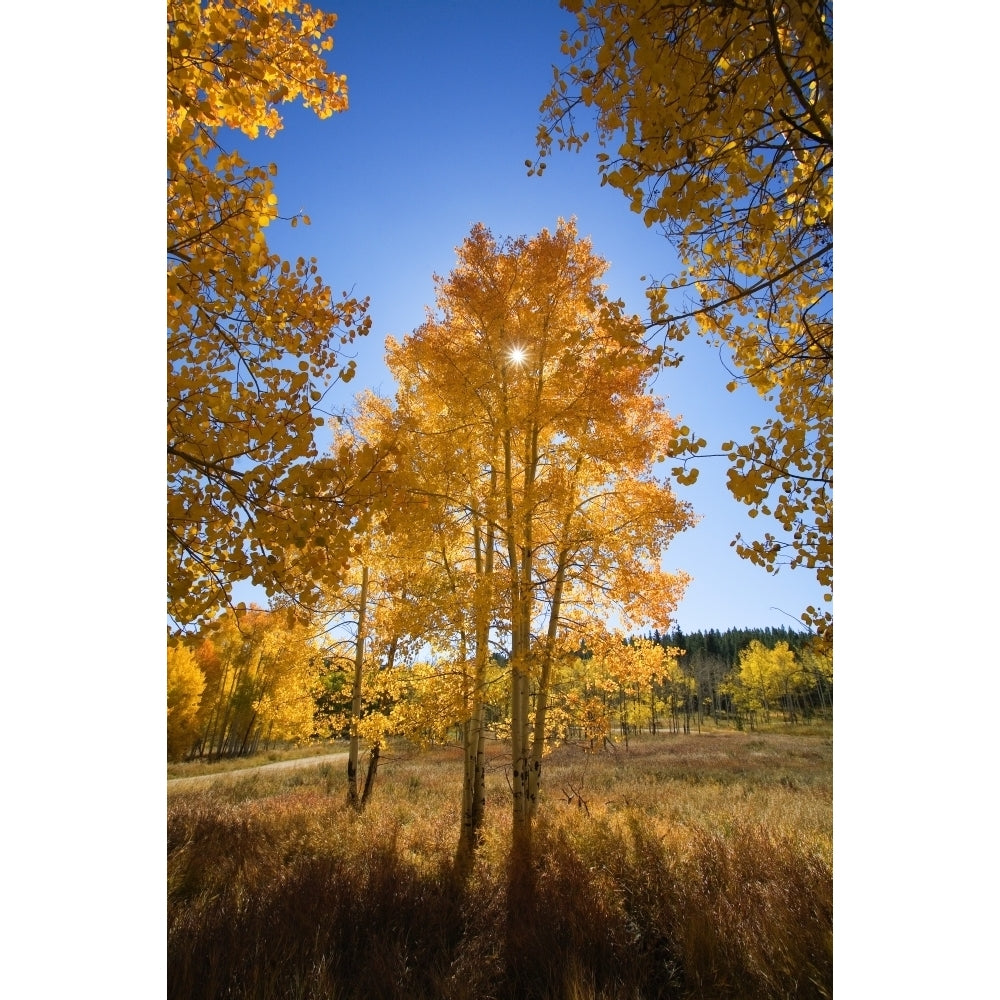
[{"x1": 167, "y1": 752, "x2": 349, "y2": 791}]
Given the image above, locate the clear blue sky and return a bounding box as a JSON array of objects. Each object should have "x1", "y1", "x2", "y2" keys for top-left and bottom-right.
[{"x1": 230, "y1": 0, "x2": 828, "y2": 634}]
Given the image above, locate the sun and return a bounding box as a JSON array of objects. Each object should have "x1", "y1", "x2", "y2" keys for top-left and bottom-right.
[{"x1": 507, "y1": 346, "x2": 527, "y2": 366}]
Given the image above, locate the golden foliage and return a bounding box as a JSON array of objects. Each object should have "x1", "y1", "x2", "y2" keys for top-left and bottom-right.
[
  {"x1": 311, "y1": 514, "x2": 468, "y2": 757},
  {"x1": 380, "y1": 220, "x2": 695, "y2": 646},
  {"x1": 537, "y1": 1, "x2": 833, "y2": 637},
  {"x1": 725, "y1": 639, "x2": 821, "y2": 722},
  {"x1": 167, "y1": 0, "x2": 372, "y2": 626},
  {"x1": 184, "y1": 607, "x2": 324, "y2": 757},
  {"x1": 167, "y1": 642, "x2": 207, "y2": 760}
]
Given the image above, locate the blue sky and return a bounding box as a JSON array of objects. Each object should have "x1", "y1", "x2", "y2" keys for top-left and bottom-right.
[{"x1": 230, "y1": 0, "x2": 828, "y2": 634}]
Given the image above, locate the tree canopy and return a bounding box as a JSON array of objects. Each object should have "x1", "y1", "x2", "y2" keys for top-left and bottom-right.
[
  {"x1": 535, "y1": 0, "x2": 832, "y2": 638},
  {"x1": 167, "y1": 0, "x2": 375, "y2": 628}
]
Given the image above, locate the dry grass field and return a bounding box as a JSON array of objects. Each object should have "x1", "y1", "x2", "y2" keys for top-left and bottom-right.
[{"x1": 168, "y1": 725, "x2": 832, "y2": 999}]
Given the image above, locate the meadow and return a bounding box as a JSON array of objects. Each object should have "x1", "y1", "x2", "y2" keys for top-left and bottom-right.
[{"x1": 167, "y1": 725, "x2": 832, "y2": 999}]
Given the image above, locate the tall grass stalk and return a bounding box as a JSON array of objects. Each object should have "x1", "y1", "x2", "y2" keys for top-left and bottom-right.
[{"x1": 169, "y1": 730, "x2": 831, "y2": 999}]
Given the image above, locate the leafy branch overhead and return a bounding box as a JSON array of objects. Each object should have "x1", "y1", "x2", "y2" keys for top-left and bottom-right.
[
  {"x1": 536, "y1": 0, "x2": 832, "y2": 637},
  {"x1": 167, "y1": 0, "x2": 376, "y2": 627}
]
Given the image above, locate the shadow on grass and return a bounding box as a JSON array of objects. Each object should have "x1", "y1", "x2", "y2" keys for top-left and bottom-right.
[{"x1": 169, "y1": 797, "x2": 830, "y2": 1000}]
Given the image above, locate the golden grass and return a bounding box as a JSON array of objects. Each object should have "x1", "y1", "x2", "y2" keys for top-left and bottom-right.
[{"x1": 168, "y1": 727, "x2": 832, "y2": 999}]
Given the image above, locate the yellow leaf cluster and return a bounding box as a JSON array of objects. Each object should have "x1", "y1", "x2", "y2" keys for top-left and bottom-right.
[
  {"x1": 171, "y1": 607, "x2": 325, "y2": 758},
  {"x1": 167, "y1": 1, "x2": 372, "y2": 627},
  {"x1": 377, "y1": 221, "x2": 696, "y2": 650},
  {"x1": 167, "y1": 642, "x2": 206, "y2": 760},
  {"x1": 724, "y1": 639, "x2": 823, "y2": 721},
  {"x1": 537, "y1": 1, "x2": 833, "y2": 638}
]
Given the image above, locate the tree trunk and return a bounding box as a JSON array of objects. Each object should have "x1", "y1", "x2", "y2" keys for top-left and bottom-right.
[
  {"x1": 504, "y1": 422, "x2": 534, "y2": 842},
  {"x1": 360, "y1": 743, "x2": 380, "y2": 807},
  {"x1": 456, "y1": 706, "x2": 487, "y2": 874},
  {"x1": 457, "y1": 502, "x2": 495, "y2": 871},
  {"x1": 347, "y1": 565, "x2": 370, "y2": 811},
  {"x1": 456, "y1": 634, "x2": 489, "y2": 869},
  {"x1": 526, "y1": 549, "x2": 569, "y2": 822}
]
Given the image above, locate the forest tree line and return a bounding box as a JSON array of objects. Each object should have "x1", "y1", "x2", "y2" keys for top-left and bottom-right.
[{"x1": 168, "y1": 615, "x2": 831, "y2": 763}]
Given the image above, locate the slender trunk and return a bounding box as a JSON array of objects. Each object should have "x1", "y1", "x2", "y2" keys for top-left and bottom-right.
[
  {"x1": 347, "y1": 565, "x2": 370, "y2": 810},
  {"x1": 810, "y1": 660, "x2": 829, "y2": 713},
  {"x1": 238, "y1": 710, "x2": 257, "y2": 756},
  {"x1": 457, "y1": 700, "x2": 487, "y2": 872},
  {"x1": 359, "y1": 636, "x2": 396, "y2": 809},
  {"x1": 457, "y1": 503, "x2": 495, "y2": 870},
  {"x1": 621, "y1": 685, "x2": 629, "y2": 750},
  {"x1": 205, "y1": 657, "x2": 241, "y2": 758},
  {"x1": 221, "y1": 642, "x2": 260, "y2": 758},
  {"x1": 696, "y1": 670, "x2": 704, "y2": 733},
  {"x1": 195, "y1": 664, "x2": 227, "y2": 758},
  {"x1": 526, "y1": 549, "x2": 569, "y2": 821},
  {"x1": 511, "y1": 633, "x2": 531, "y2": 833},
  {"x1": 360, "y1": 743, "x2": 380, "y2": 807},
  {"x1": 504, "y1": 354, "x2": 549, "y2": 856},
  {"x1": 238, "y1": 650, "x2": 270, "y2": 756},
  {"x1": 504, "y1": 423, "x2": 533, "y2": 839}
]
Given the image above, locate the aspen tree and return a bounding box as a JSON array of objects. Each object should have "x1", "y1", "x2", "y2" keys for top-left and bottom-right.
[{"x1": 380, "y1": 221, "x2": 694, "y2": 857}]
